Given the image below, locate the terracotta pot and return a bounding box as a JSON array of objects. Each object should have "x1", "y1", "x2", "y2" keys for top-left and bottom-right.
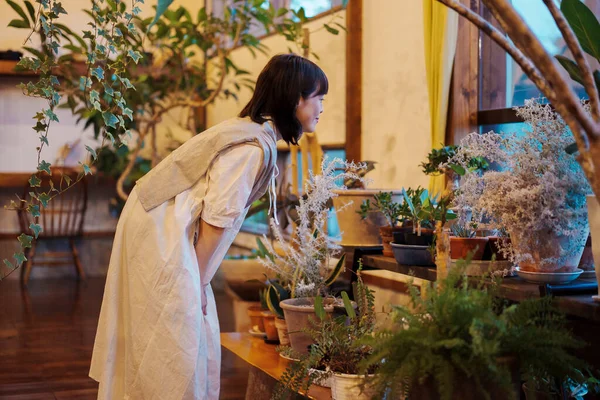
[
  {"x1": 522, "y1": 382, "x2": 562, "y2": 400},
  {"x1": 450, "y1": 236, "x2": 489, "y2": 260},
  {"x1": 379, "y1": 226, "x2": 404, "y2": 257},
  {"x1": 247, "y1": 306, "x2": 265, "y2": 333},
  {"x1": 274, "y1": 317, "x2": 290, "y2": 346},
  {"x1": 280, "y1": 297, "x2": 337, "y2": 354},
  {"x1": 332, "y1": 189, "x2": 403, "y2": 247},
  {"x1": 483, "y1": 236, "x2": 511, "y2": 261},
  {"x1": 261, "y1": 311, "x2": 279, "y2": 342},
  {"x1": 331, "y1": 373, "x2": 376, "y2": 400},
  {"x1": 587, "y1": 196, "x2": 600, "y2": 287}
]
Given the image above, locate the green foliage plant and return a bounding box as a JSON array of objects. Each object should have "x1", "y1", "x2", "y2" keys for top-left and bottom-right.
[
  {"x1": 361, "y1": 263, "x2": 588, "y2": 400},
  {"x1": 358, "y1": 191, "x2": 402, "y2": 228},
  {"x1": 273, "y1": 265, "x2": 378, "y2": 400},
  {"x1": 401, "y1": 187, "x2": 456, "y2": 236},
  {"x1": 421, "y1": 144, "x2": 489, "y2": 177}
]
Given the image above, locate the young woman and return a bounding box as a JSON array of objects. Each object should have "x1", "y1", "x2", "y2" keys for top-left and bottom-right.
[{"x1": 89, "y1": 53, "x2": 327, "y2": 400}]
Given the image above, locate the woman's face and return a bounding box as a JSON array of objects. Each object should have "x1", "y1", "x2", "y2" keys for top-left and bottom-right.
[{"x1": 295, "y1": 92, "x2": 324, "y2": 133}]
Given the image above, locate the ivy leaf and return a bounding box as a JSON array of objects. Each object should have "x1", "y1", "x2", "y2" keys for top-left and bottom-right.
[
  {"x1": 34, "y1": 112, "x2": 45, "y2": 121},
  {"x1": 85, "y1": 145, "x2": 98, "y2": 161},
  {"x1": 82, "y1": 163, "x2": 92, "y2": 175},
  {"x1": 127, "y1": 50, "x2": 142, "y2": 64},
  {"x1": 43, "y1": 108, "x2": 59, "y2": 122},
  {"x1": 27, "y1": 203, "x2": 41, "y2": 218},
  {"x1": 33, "y1": 121, "x2": 47, "y2": 133},
  {"x1": 40, "y1": 135, "x2": 49, "y2": 146},
  {"x1": 83, "y1": 30, "x2": 94, "y2": 39},
  {"x1": 120, "y1": 77, "x2": 135, "y2": 89},
  {"x1": 29, "y1": 223, "x2": 43, "y2": 239},
  {"x1": 50, "y1": 75, "x2": 60, "y2": 86},
  {"x1": 52, "y1": 2, "x2": 67, "y2": 15},
  {"x1": 90, "y1": 89, "x2": 100, "y2": 104},
  {"x1": 102, "y1": 111, "x2": 119, "y2": 129},
  {"x1": 13, "y1": 252, "x2": 27, "y2": 265},
  {"x1": 49, "y1": 41, "x2": 60, "y2": 54},
  {"x1": 96, "y1": 44, "x2": 106, "y2": 55},
  {"x1": 4, "y1": 259, "x2": 14, "y2": 269},
  {"x1": 18, "y1": 233, "x2": 33, "y2": 249},
  {"x1": 123, "y1": 107, "x2": 134, "y2": 121},
  {"x1": 28, "y1": 174, "x2": 41, "y2": 187},
  {"x1": 133, "y1": 6, "x2": 143, "y2": 15},
  {"x1": 52, "y1": 91, "x2": 61, "y2": 106},
  {"x1": 38, "y1": 160, "x2": 52, "y2": 175},
  {"x1": 63, "y1": 175, "x2": 72, "y2": 187},
  {"x1": 114, "y1": 27, "x2": 123, "y2": 36},
  {"x1": 103, "y1": 83, "x2": 114, "y2": 97},
  {"x1": 92, "y1": 101, "x2": 102, "y2": 112},
  {"x1": 92, "y1": 66, "x2": 105, "y2": 81},
  {"x1": 79, "y1": 76, "x2": 87, "y2": 91},
  {"x1": 38, "y1": 192, "x2": 51, "y2": 207}
]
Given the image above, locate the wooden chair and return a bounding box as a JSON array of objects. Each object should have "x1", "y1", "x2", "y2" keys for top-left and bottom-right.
[{"x1": 17, "y1": 168, "x2": 88, "y2": 285}]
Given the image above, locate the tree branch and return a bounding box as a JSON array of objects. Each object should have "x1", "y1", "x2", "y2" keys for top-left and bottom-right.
[{"x1": 436, "y1": 0, "x2": 556, "y2": 103}]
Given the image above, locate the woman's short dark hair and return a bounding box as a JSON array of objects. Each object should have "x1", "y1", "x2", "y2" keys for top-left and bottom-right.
[{"x1": 239, "y1": 54, "x2": 328, "y2": 145}]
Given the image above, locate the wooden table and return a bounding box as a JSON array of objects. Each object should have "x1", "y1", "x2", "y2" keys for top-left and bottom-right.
[{"x1": 220, "y1": 332, "x2": 331, "y2": 400}]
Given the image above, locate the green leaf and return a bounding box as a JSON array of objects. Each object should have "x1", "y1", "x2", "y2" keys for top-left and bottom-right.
[
  {"x1": 314, "y1": 295, "x2": 326, "y2": 321},
  {"x1": 38, "y1": 192, "x2": 50, "y2": 207},
  {"x1": 92, "y1": 66, "x2": 105, "y2": 81},
  {"x1": 50, "y1": 75, "x2": 59, "y2": 86},
  {"x1": 323, "y1": 24, "x2": 339, "y2": 35},
  {"x1": 13, "y1": 252, "x2": 27, "y2": 265},
  {"x1": 127, "y1": 50, "x2": 142, "y2": 64},
  {"x1": 6, "y1": 0, "x2": 30, "y2": 25},
  {"x1": 90, "y1": 90, "x2": 100, "y2": 104},
  {"x1": 29, "y1": 223, "x2": 42, "y2": 239},
  {"x1": 63, "y1": 175, "x2": 72, "y2": 187},
  {"x1": 449, "y1": 164, "x2": 466, "y2": 176},
  {"x1": 123, "y1": 108, "x2": 134, "y2": 121},
  {"x1": 4, "y1": 259, "x2": 15, "y2": 269},
  {"x1": 85, "y1": 145, "x2": 97, "y2": 161},
  {"x1": 256, "y1": 237, "x2": 274, "y2": 261},
  {"x1": 27, "y1": 203, "x2": 41, "y2": 218},
  {"x1": 40, "y1": 135, "x2": 49, "y2": 146},
  {"x1": 33, "y1": 121, "x2": 47, "y2": 133},
  {"x1": 565, "y1": 142, "x2": 579, "y2": 154},
  {"x1": 561, "y1": 0, "x2": 600, "y2": 62},
  {"x1": 324, "y1": 253, "x2": 346, "y2": 286},
  {"x1": 114, "y1": 27, "x2": 123, "y2": 36},
  {"x1": 34, "y1": 112, "x2": 45, "y2": 121},
  {"x1": 83, "y1": 30, "x2": 94, "y2": 39},
  {"x1": 82, "y1": 163, "x2": 92, "y2": 175},
  {"x1": 28, "y1": 175, "x2": 41, "y2": 187},
  {"x1": 43, "y1": 108, "x2": 59, "y2": 122},
  {"x1": 38, "y1": 160, "x2": 51, "y2": 175},
  {"x1": 51, "y1": 2, "x2": 67, "y2": 15},
  {"x1": 8, "y1": 19, "x2": 30, "y2": 29},
  {"x1": 103, "y1": 83, "x2": 114, "y2": 97},
  {"x1": 266, "y1": 285, "x2": 285, "y2": 318},
  {"x1": 341, "y1": 291, "x2": 356, "y2": 318},
  {"x1": 18, "y1": 233, "x2": 33, "y2": 249},
  {"x1": 556, "y1": 55, "x2": 584, "y2": 85},
  {"x1": 120, "y1": 77, "x2": 135, "y2": 89},
  {"x1": 24, "y1": 1, "x2": 36, "y2": 21},
  {"x1": 102, "y1": 111, "x2": 119, "y2": 129},
  {"x1": 148, "y1": 0, "x2": 174, "y2": 30}
]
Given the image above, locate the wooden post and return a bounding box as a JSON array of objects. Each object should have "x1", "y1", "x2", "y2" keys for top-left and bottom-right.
[{"x1": 345, "y1": 0, "x2": 362, "y2": 162}]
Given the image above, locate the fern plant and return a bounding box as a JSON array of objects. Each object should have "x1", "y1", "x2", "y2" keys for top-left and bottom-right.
[
  {"x1": 361, "y1": 263, "x2": 587, "y2": 400},
  {"x1": 273, "y1": 265, "x2": 378, "y2": 400}
]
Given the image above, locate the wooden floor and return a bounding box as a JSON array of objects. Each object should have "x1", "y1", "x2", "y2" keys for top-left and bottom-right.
[{"x1": 0, "y1": 277, "x2": 249, "y2": 400}]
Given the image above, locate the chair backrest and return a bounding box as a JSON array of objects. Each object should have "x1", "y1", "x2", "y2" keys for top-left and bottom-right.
[{"x1": 18, "y1": 168, "x2": 88, "y2": 238}]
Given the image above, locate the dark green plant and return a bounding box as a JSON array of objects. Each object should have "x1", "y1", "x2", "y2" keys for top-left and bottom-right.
[
  {"x1": 361, "y1": 263, "x2": 587, "y2": 400},
  {"x1": 358, "y1": 191, "x2": 402, "y2": 228},
  {"x1": 273, "y1": 265, "x2": 377, "y2": 400},
  {"x1": 421, "y1": 145, "x2": 489, "y2": 176},
  {"x1": 401, "y1": 187, "x2": 456, "y2": 235},
  {"x1": 450, "y1": 221, "x2": 478, "y2": 238}
]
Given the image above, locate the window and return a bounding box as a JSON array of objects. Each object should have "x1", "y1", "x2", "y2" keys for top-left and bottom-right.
[{"x1": 477, "y1": 1, "x2": 599, "y2": 132}]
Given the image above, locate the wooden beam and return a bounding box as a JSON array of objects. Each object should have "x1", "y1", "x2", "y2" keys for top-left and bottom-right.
[
  {"x1": 448, "y1": 0, "x2": 480, "y2": 145},
  {"x1": 345, "y1": 0, "x2": 362, "y2": 162},
  {"x1": 479, "y1": 2, "x2": 507, "y2": 110}
]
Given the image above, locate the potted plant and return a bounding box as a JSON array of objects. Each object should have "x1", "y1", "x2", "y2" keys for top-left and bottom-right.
[
  {"x1": 331, "y1": 162, "x2": 405, "y2": 247},
  {"x1": 446, "y1": 100, "x2": 591, "y2": 283},
  {"x1": 449, "y1": 221, "x2": 489, "y2": 260},
  {"x1": 421, "y1": 144, "x2": 489, "y2": 192},
  {"x1": 358, "y1": 191, "x2": 404, "y2": 256},
  {"x1": 257, "y1": 158, "x2": 365, "y2": 354},
  {"x1": 274, "y1": 268, "x2": 378, "y2": 400},
  {"x1": 361, "y1": 262, "x2": 588, "y2": 400}
]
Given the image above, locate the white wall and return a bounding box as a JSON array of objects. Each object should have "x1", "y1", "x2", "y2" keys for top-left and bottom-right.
[
  {"x1": 207, "y1": 9, "x2": 347, "y2": 146},
  {"x1": 361, "y1": 0, "x2": 431, "y2": 190}
]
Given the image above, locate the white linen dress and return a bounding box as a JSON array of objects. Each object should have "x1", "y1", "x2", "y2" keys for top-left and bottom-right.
[{"x1": 89, "y1": 122, "x2": 275, "y2": 399}]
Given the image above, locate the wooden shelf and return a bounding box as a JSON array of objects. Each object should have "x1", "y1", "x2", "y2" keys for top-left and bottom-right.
[{"x1": 0, "y1": 60, "x2": 37, "y2": 76}]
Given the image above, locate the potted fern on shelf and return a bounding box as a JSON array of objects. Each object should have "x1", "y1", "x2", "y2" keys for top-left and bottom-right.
[
  {"x1": 361, "y1": 262, "x2": 588, "y2": 400},
  {"x1": 274, "y1": 267, "x2": 379, "y2": 400},
  {"x1": 257, "y1": 158, "x2": 366, "y2": 354}
]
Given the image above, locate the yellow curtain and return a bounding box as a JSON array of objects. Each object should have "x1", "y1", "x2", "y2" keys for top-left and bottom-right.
[{"x1": 423, "y1": 0, "x2": 458, "y2": 197}]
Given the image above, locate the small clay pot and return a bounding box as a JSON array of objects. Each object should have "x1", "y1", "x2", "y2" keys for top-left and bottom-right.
[
  {"x1": 450, "y1": 236, "x2": 489, "y2": 260},
  {"x1": 274, "y1": 317, "x2": 290, "y2": 346},
  {"x1": 261, "y1": 311, "x2": 279, "y2": 342},
  {"x1": 247, "y1": 306, "x2": 265, "y2": 332},
  {"x1": 379, "y1": 226, "x2": 404, "y2": 257}
]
